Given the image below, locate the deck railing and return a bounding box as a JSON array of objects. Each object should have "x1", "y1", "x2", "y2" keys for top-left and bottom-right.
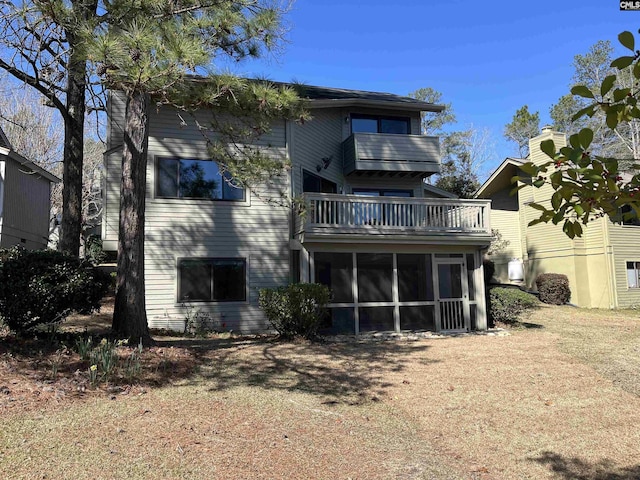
[{"x1": 298, "y1": 193, "x2": 491, "y2": 234}]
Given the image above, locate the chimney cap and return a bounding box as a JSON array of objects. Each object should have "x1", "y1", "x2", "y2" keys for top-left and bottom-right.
[{"x1": 541, "y1": 125, "x2": 553, "y2": 134}]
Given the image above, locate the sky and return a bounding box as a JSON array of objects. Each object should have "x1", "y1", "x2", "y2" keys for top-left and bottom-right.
[{"x1": 228, "y1": 0, "x2": 639, "y2": 178}]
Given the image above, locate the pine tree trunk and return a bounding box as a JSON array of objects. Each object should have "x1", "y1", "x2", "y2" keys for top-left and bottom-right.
[
  {"x1": 112, "y1": 90, "x2": 151, "y2": 345},
  {"x1": 58, "y1": 39, "x2": 86, "y2": 256}
]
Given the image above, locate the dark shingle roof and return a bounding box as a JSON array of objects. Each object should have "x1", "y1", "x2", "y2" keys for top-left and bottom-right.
[
  {"x1": 288, "y1": 83, "x2": 444, "y2": 112},
  {"x1": 184, "y1": 75, "x2": 444, "y2": 112}
]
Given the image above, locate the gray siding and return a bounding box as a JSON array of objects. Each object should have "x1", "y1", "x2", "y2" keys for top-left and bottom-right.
[
  {"x1": 291, "y1": 107, "x2": 430, "y2": 196},
  {"x1": 0, "y1": 154, "x2": 51, "y2": 249},
  {"x1": 344, "y1": 133, "x2": 440, "y2": 174},
  {"x1": 105, "y1": 96, "x2": 447, "y2": 332},
  {"x1": 107, "y1": 91, "x2": 126, "y2": 151},
  {"x1": 105, "y1": 102, "x2": 291, "y2": 332},
  {"x1": 291, "y1": 108, "x2": 345, "y2": 195}
]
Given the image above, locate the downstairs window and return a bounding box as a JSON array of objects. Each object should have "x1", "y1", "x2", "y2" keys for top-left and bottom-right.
[{"x1": 178, "y1": 258, "x2": 246, "y2": 302}]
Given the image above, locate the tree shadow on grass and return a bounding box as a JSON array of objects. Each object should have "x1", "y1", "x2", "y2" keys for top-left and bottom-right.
[
  {"x1": 155, "y1": 336, "x2": 437, "y2": 404},
  {"x1": 531, "y1": 451, "x2": 640, "y2": 480},
  {"x1": 0, "y1": 330, "x2": 437, "y2": 406}
]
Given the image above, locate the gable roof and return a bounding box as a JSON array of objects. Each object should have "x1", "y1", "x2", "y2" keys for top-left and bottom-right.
[
  {"x1": 0, "y1": 128, "x2": 60, "y2": 183},
  {"x1": 0, "y1": 148, "x2": 61, "y2": 183},
  {"x1": 474, "y1": 157, "x2": 525, "y2": 198}
]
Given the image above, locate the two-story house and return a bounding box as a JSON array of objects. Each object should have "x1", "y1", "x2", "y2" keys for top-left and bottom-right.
[
  {"x1": 104, "y1": 82, "x2": 492, "y2": 334},
  {"x1": 476, "y1": 126, "x2": 640, "y2": 309}
]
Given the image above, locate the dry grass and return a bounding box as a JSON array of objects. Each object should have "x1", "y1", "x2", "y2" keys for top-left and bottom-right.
[{"x1": 1, "y1": 303, "x2": 640, "y2": 479}]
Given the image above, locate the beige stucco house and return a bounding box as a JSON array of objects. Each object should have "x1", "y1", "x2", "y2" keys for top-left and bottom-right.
[
  {"x1": 0, "y1": 127, "x2": 59, "y2": 250},
  {"x1": 104, "y1": 83, "x2": 493, "y2": 334},
  {"x1": 476, "y1": 126, "x2": 640, "y2": 309}
]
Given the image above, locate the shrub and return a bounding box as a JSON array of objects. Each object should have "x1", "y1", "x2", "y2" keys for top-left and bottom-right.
[
  {"x1": 0, "y1": 247, "x2": 110, "y2": 334},
  {"x1": 84, "y1": 235, "x2": 107, "y2": 265},
  {"x1": 535, "y1": 273, "x2": 571, "y2": 305},
  {"x1": 259, "y1": 283, "x2": 330, "y2": 340},
  {"x1": 489, "y1": 287, "x2": 539, "y2": 325}
]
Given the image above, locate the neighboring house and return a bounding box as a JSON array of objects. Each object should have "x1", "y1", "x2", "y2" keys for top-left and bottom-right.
[
  {"x1": 476, "y1": 126, "x2": 640, "y2": 309},
  {"x1": 0, "y1": 127, "x2": 60, "y2": 250},
  {"x1": 103, "y1": 83, "x2": 492, "y2": 334}
]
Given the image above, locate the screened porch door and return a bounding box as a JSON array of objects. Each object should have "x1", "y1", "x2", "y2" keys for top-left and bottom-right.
[{"x1": 434, "y1": 258, "x2": 470, "y2": 333}]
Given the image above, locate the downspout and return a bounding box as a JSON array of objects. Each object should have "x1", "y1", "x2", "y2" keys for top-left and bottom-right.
[{"x1": 602, "y1": 218, "x2": 617, "y2": 308}]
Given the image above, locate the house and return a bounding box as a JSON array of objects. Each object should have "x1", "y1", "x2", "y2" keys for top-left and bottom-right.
[
  {"x1": 103, "y1": 82, "x2": 493, "y2": 334},
  {"x1": 476, "y1": 126, "x2": 640, "y2": 309},
  {"x1": 0, "y1": 127, "x2": 59, "y2": 250}
]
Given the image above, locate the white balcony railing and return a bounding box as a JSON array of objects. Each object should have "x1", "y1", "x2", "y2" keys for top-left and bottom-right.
[{"x1": 297, "y1": 193, "x2": 491, "y2": 235}]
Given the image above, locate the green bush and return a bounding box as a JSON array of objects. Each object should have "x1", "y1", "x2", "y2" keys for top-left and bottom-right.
[
  {"x1": 489, "y1": 287, "x2": 539, "y2": 325},
  {"x1": 84, "y1": 235, "x2": 107, "y2": 265},
  {"x1": 535, "y1": 273, "x2": 571, "y2": 305},
  {"x1": 0, "y1": 247, "x2": 110, "y2": 334},
  {"x1": 259, "y1": 283, "x2": 330, "y2": 340}
]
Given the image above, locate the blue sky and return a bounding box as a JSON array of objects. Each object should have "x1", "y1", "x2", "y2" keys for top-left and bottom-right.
[{"x1": 232, "y1": 0, "x2": 638, "y2": 178}]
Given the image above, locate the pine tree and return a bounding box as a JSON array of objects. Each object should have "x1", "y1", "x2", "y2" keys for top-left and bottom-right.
[{"x1": 84, "y1": 0, "x2": 307, "y2": 342}]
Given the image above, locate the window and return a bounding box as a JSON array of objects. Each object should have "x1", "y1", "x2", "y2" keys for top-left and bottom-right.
[
  {"x1": 620, "y1": 205, "x2": 640, "y2": 226},
  {"x1": 178, "y1": 258, "x2": 246, "y2": 302},
  {"x1": 303, "y1": 170, "x2": 337, "y2": 193},
  {"x1": 157, "y1": 158, "x2": 244, "y2": 200},
  {"x1": 351, "y1": 115, "x2": 410, "y2": 134},
  {"x1": 627, "y1": 261, "x2": 640, "y2": 288}
]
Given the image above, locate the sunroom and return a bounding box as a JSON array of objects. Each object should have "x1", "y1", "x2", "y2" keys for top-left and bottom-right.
[{"x1": 293, "y1": 244, "x2": 488, "y2": 335}]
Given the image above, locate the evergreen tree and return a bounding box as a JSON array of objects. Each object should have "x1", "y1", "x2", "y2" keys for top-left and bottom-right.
[
  {"x1": 84, "y1": 0, "x2": 307, "y2": 342},
  {"x1": 504, "y1": 105, "x2": 540, "y2": 158}
]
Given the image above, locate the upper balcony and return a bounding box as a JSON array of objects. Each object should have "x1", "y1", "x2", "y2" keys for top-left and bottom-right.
[
  {"x1": 342, "y1": 133, "x2": 441, "y2": 177},
  {"x1": 295, "y1": 193, "x2": 492, "y2": 245}
]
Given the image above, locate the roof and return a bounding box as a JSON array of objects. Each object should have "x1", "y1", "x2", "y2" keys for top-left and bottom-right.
[
  {"x1": 0, "y1": 147, "x2": 61, "y2": 183},
  {"x1": 474, "y1": 157, "x2": 525, "y2": 198},
  {"x1": 424, "y1": 183, "x2": 459, "y2": 199},
  {"x1": 185, "y1": 76, "x2": 445, "y2": 113},
  {"x1": 289, "y1": 84, "x2": 445, "y2": 112}
]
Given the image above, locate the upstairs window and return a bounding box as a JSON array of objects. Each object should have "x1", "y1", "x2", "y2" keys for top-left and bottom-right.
[
  {"x1": 156, "y1": 158, "x2": 244, "y2": 201},
  {"x1": 303, "y1": 170, "x2": 337, "y2": 193},
  {"x1": 351, "y1": 114, "x2": 410, "y2": 135}
]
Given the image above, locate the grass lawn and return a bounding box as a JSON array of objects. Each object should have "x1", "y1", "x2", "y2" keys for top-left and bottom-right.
[{"x1": 1, "y1": 302, "x2": 640, "y2": 479}]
